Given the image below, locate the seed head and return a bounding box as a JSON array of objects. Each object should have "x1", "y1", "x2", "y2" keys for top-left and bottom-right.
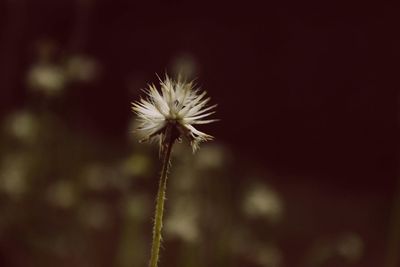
[{"x1": 132, "y1": 75, "x2": 217, "y2": 152}]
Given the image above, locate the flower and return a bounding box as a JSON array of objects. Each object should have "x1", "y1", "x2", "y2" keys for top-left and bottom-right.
[{"x1": 132, "y1": 75, "x2": 217, "y2": 152}]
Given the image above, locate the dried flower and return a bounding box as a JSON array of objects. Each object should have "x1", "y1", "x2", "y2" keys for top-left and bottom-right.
[
  {"x1": 132, "y1": 74, "x2": 218, "y2": 267},
  {"x1": 132, "y1": 75, "x2": 217, "y2": 152}
]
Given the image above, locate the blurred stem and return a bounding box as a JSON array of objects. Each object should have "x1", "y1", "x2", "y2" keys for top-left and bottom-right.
[{"x1": 149, "y1": 125, "x2": 175, "y2": 267}]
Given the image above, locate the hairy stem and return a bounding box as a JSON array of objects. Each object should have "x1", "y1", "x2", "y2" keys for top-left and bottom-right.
[{"x1": 149, "y1": 126, "x2": 175, "y2": 267}]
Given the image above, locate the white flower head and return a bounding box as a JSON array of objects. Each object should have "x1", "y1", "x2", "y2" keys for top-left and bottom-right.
[{"x1": 132, "y1": 75, "x2": 217, "y2": 152}]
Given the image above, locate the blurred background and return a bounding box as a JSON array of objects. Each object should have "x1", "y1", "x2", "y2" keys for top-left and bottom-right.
[{"x1": 0, "y1": 1, "x2": 396, "y2": 267}]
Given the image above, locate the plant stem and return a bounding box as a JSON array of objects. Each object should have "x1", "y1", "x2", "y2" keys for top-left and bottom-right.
[{"x1": 149, "y1": 125, "x2": 175, "y2": 267}]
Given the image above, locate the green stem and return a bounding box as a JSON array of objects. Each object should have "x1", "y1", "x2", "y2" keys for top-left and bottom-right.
[{"x1": 149, "y1": 126, "x2": 175, "y2": 267}]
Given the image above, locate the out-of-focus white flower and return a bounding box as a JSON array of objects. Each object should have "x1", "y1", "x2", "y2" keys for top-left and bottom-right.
[
  {"x1": 307, "y1": 233, "x2": 363, "y2": 266},
  {"x1": 132, "y1": 75, "x2": 217, "y2": 152},
  {"x1": 0, "y1": 154, "x2": 28, "y2": 199},
  {"x1": 243, "y1": 184, "x2": 283, "y2": 223},
  {"x1": 5, "y1": 111, "x2": 38, "y2": 144},
  {"x1": 27, "y1": 63, "x2": 66, "y2": 96},
  {"x1": 336, "y1": 233, "x2": 363, "y2": 262},
  {"x1": 165, "y1": 197, "x2": 199, "y2": 243}
]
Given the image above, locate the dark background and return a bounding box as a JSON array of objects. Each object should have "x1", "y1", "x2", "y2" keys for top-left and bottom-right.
[{"x1": 0, "y1": 1, "x2": 396, "y2": 267}]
